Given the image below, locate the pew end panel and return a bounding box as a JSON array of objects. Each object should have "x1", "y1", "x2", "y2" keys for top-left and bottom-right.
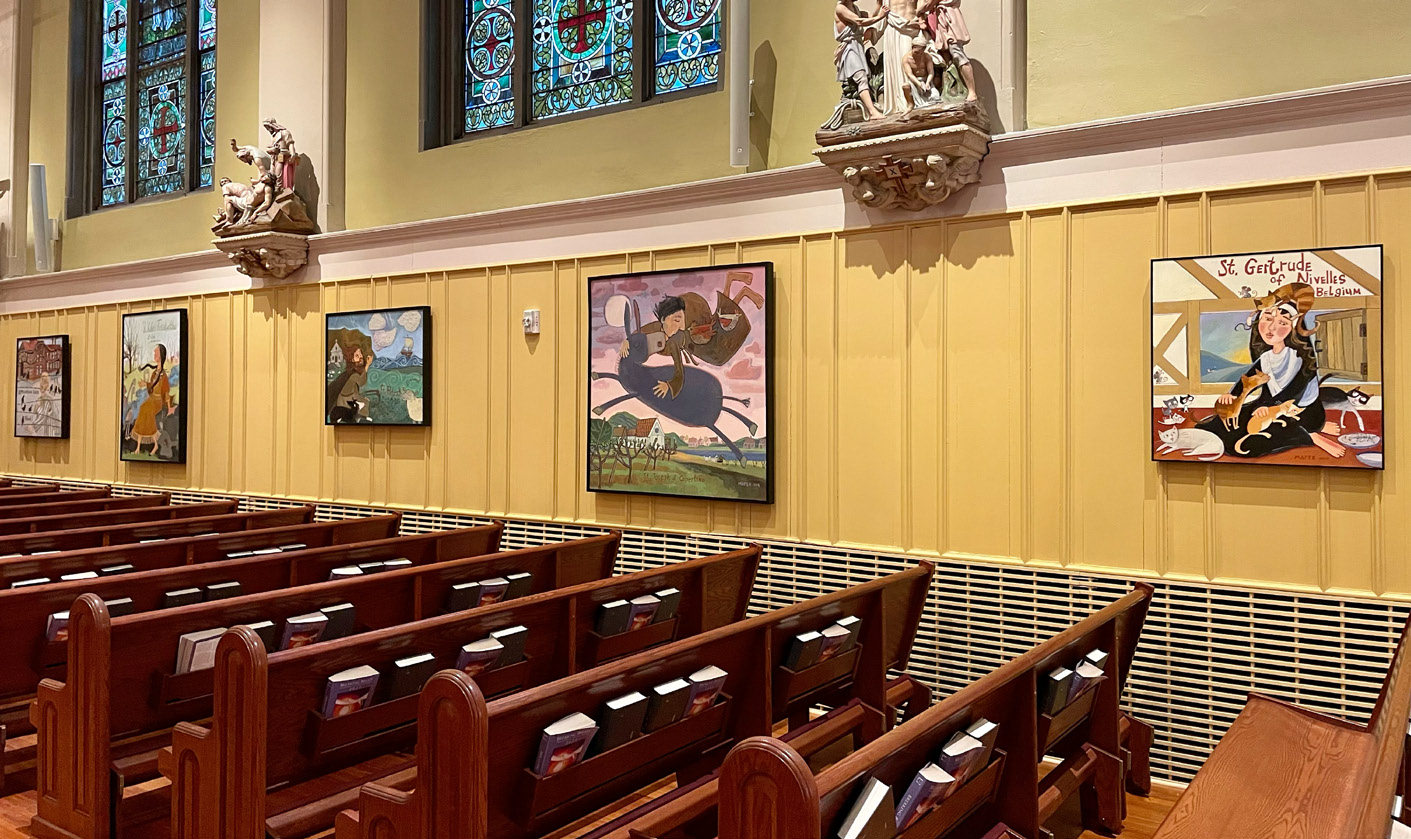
[{"x1": 719, "y1": 737, "x2": 820, "y2": 839}]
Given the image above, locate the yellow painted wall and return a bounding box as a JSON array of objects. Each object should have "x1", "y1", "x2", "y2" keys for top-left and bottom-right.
[
  {"x1": 26, "y1": 0, "x2": 260, "y2": 270},
  {"x1": 3, "y1": 172, "x2": 1408, "y2": 598},
  {"x1": 1028, "y1": 0, "x2": 1411, "y2": 128}
]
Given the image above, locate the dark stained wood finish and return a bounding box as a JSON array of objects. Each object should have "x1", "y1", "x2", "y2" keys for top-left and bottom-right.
[
  {"x1": 0, "y1": 494, "x2": 164, "y2": 521},
  {"x1": 333, "y1": 563, "x2": 934, "y2": 839},
  {"x1": 0, "y1": 506, "x2": 312, "y2": 558},
  {"x1": 0, "y1": 484, "x2": 58, "y2": 496},
  {"x1": 0, "y1": 500, "x2": 238, "y2": 536},
  {"x1": 0, "y1": 489, "x2": 108, "y2": 507}
]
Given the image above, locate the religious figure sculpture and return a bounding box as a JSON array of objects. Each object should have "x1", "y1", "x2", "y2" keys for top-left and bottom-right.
[
  {"x1": 263, "y1": 118, "x2": 299, "y2": 192},
  {"x1": 211, "y1": 118, "x2": 315, "y2": 280}
]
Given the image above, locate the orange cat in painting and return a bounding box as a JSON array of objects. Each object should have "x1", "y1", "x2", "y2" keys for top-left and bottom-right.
[
  {"x1": 1235, "y1": 401, "x2": 1304, "y2": 454},
  {"x1": 1214, "y1": 371, "x2": 1270, "y2": 431}
]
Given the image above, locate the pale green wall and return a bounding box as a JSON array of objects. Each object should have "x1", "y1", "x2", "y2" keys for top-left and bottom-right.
[
  {"x1": 27, "y1": 0, "x2": 259, "y2": 270},
  {"x1": 22, "y1": 0, "x2": 1411, "y2": 267},
  {"x1": 1028, "y1": 0, "x2": 1411, "y2": 127}
]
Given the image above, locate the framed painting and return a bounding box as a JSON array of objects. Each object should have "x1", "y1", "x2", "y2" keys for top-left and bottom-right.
[
  {"x1": 587, "y1": 263, "x2": 773, "y2": 503},
  {"x1": 325, "y1": 306, "x2": 431, "y2": 426},
  {"x1": 121, "y1": 310, "x2": 188, "y2": 463},
  {"x1": 1151, "y1": 245, "x2": 1384, "y2": 469},
  {"x1": 14, "y1": 335, "x2": 70, "y2": 439}
]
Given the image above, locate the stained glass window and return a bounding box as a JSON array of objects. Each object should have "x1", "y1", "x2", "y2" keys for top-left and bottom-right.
[
  {"x1": 652, "y1": 0, "x2": 721, "y2": 94},
  {"x1": 92, "y1": 0, "x2": 215, "y2": 208},
  {"x1": 530, "y1": 0, "x2": 634, "y2": 119},
  {"x1": 465, "y1": 0, "x2": 517, "y2": 132}
]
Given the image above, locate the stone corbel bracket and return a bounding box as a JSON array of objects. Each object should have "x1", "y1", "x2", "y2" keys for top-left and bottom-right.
[
  {"x1": 211, "y1": 231, "x2": 310, "y2": 281},
  {"x1": 814, "y1": 116, "x2": 992, "y2": 211}
]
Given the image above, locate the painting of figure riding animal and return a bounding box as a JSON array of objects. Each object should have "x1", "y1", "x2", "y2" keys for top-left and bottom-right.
[{"x1": 587, "y1": 264, "x2": 773, "y2": 502}]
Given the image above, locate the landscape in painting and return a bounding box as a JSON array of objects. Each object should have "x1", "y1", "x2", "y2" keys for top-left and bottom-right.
[
  {"x1": 326, "y1": 307, "x2": 431, "y2": 426},
  {"x1": 121, "y1": 310, "x2": 187, "y2": 463},
  {"x1": 587, "y1": 264, "x2": 772, "y2": 502},
  {"x1": 14, "y1": 335, "x2": 69, "y2": 439},
  {"x1": 1151, "y1": 246, "x2": 1384, "y2": 470}
]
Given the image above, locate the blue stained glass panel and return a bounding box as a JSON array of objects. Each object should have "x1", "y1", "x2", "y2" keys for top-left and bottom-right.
[
  {"x1": 100, "y1": 80, "x2": 128, "y2": 206},
  {"x1": 135, "y1": 62, "x2": 187, "y2": 198},
  {"x1": 198, "y1": 48, "x2": 216, "y2": 187},
  {"x1": 652, "y1": 0, "x2": 720, "y2": 94},
  {"x1": 101, "y1": 0, "x2": 129, "y2": 80},
  {"x1": 464, "y1": 0, "x2": 517, "y2": 132},
  {"x1": 530, "y1": 0, "x2": 634, "y2": 119},
  {"x1": 137, "y1": 0, "x2": 187, "y2": 66},
  {"x1": 198, "y1": 0, "x2": 216, "y2": 49}
]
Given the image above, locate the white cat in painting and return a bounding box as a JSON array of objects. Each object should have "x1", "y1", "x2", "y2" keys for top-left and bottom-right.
[{"x1": 1157, "y1": 427, "x2": 1225, "y2": 462}]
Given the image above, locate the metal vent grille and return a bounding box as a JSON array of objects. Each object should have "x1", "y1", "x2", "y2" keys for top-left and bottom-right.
[{"x1": 4, "y1": 475, "x2": 1403, "y2": 784}]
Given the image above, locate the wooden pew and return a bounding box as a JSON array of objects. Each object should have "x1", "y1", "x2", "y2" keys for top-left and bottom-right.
[
  {"x1": 591, "y1": 582, "x2": 1154, "y2": 839},
  {"x1": 0, "y1": 482, "x2": 58, "y2": 495},
  {"x1": 0, "y1": 487, "x2": 109, "y2": 507},
  {"x1": 328, "y1": 563, "x2": 934, "y2": 839},
  {"x1": 28, "y1": 532, "x2": 626, "y2": 836},
  {"x1": 0, "y1": 499, "x2": 238, "y2": 536},
  {"x1": 0, "y1": 506, "x2": 314, "y2": 557},
  {"x1": 155, "y1": 545, "x2": 771, "y2": 839},
  {"x1": 0, "y1": 512, "x2": 399, "y2": 586},
  {"x1": 1152, "y1": 615, "x2": 1411, "y2": 839},
  {"x1": 0, "y1": 522, "x2": 505, "y2": 793},
  {"x1": 0, "y1": 492, "x2": 170, "y2": 521}
]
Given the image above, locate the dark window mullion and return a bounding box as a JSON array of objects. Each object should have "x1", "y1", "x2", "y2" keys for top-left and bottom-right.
[
  {"x1": 126, "y1": 0, "x2": 138, "y2": 204},
  {"x1": 515, "y1": 0, "x2": 530, "y2": 128},
  {"x1": 633, "y1": 0, "x2": 648, "y2": 103},
  {"x1": 184, "y1": 0, "x2": 199, "y2": 192},
  {"x1": 452, "y1": 0, "x2": 467, "y2": 141},
  {"x1": 88, "y1": 4, "x2": 102, "y2": 212}
]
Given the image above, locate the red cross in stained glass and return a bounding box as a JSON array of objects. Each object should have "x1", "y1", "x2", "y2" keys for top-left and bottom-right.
[
  {"x1": 152, "y1": 107, "x2": 181, "y2": 155},
  {"x1": 106, "y1": 9, "x2": 127, "y2": 42},
  {"x1": 557, "y1": 0, "x2": 606, "y2": 54},
  {"x1": 106, "y1": 130, "x2": 125, "y2": 160}
]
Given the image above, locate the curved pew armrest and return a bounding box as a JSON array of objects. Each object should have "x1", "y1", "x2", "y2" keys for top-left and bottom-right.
[
  {"x1": 1244, "y1": 692, "x2": 1368, "y2": 734},
  {"x1": 158, "y1": 720, "x2": 213, "y2": 778},
  {"x1": 334, "y1": 783, "x2": 416, "y2": 839}
]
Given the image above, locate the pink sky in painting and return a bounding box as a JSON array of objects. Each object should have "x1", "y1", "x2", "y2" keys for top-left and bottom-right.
[{"x1": 588, "y1": 265, "x2": 768, "y2": 442}]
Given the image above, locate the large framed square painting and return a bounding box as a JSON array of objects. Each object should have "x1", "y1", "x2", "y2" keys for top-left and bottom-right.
[
  {"x1": 587, "y1": 263, "x2": 773, "y2": 502},
  {"x1": 1151, "y1": 245, "x2": 1384, "y2": 469},
  {"x1": 14, "y1": 335, "x2": 70, "y2": 439},
  {"x1": 325, "y1": 306, "x2": 431, "y2": 426},
  {"x1": 121, "y1": 310, "x2": 188, "y2": 463}
]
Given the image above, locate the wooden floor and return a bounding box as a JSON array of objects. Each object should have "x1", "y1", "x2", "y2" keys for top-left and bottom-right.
[{"x1": 0, "y1": 781, "x2": 1184, "y2": 839}]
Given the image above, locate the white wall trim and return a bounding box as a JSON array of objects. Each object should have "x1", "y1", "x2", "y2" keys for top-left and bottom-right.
[{"x1": 2, "y1": 75, "x2": 1408, "y2": 314}]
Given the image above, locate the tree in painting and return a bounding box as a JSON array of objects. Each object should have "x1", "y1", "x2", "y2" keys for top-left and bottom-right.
[
  {"x1": 15, "y1": 336, "x2": 70, "y2": 439},
  {"x1": 587, "y1": 264, "x2": 772, "y2": 502},
  {"x1": 325, "y1": 307, "x2": 431, "y2": 426},
  {"x1": 121, "y1": 310, "x2": 187, "y2": 463}
]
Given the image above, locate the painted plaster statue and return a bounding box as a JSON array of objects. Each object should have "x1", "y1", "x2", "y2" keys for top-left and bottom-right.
[
  {"x1": 230, "y1": 139, "x2": 272, "y2": 177},
  {"x1": 878, "y1": 0, "x2": 924, "y2": 115},
  {"x1": 833, "y1": 0, "x2": 888, "y2": 120},
  {"x1": 212, "y1": 120, "x2": 315, "y2": 237},
  {"x1": 902, "y1": 34, "x2": 944, "y2": 110},
  {"x1": 262, "y1": 118, "x2": 299, "y2": 192},
  {"x1": 919, "y1": 0, "x2": 977, "y2": 102}
]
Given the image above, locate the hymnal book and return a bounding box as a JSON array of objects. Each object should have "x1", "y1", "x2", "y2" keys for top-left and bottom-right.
[
  {"x1": 105, "y1": 597, "x2": 134, "y2": 618},
  {"x1": 356, "y1": 561, "x2": 386, "y2": 574},
  {"x1": 490, "y1": 625, "x2": 528, "y2": 666},
  {"x1": 252, "y1": 547, "x2": 283, "y2": 556},
  {"x1": 246, "y1": 620, "x2": 278, "y2": 651},
  {"x1": 644, "y1": 678, "x2": 691, "y2": 732},
  {"x1": 60, "y1": 571, "x2": 99, "y2": 581},
  {"x1": 45, "y1": 611, "x2": 70, "y2": 642},
  {"x1": 321, "y1": 665, "x2": 380, "y2": 717},
  {"x1": 204, "y1": 581, "x2": 243, "y2": 601},
  {"x1": 329, "y1": 566, "x2": 364, "y2": 581},
  {"x1": 138, "y1": 538, "x2": 166, "y2": 544},
  {"x1": 319, "y1": 602, "x2": 357, "y2": 640},
  {"x1": 100, "y1": 564, "x2": 135, "y2": 576},
  {"x1": 174, "y1": 627, "x2": 228, "y2": 674},
  {"x1": 386, "y1": 652, "x2": 438, "y2": 700},
  {"x1": 280, "y1": 612, "x2": 330, "y2": 650},
  {"x1": 505, "y1": 571, "x2": 533, "y2": 599},
  {"x1": 446, "y1": 581, "x2": 483, "y2": 611},
  {"x1": 477, "y1": 577, "x2": 510, "y2": 606},
  {"x1": 382, "y1": 558, "x2": 413, "y2": 571},
  {"x1": 965, "y1": 718, "x2": 999, "y2": 767},
  {"x1": 455, "y1": 638, "x2": 505, "y2": 677},
  {"x1": 1069, "y1": 660, "x2": 1104, "y2": 698},
  {"x1": 224, "y1": 550, "x2": 255, "y2": 559},
  {"x1": 654, "y1": 588, "x2": 682, "y2": 622},
  {"x1": 1084, "y1": 648, "x2": 1109, "y2": 669},
  {"x1": 161, "y1": 588, "x2": 204, "y2": 609},
  {"x1": 979, "y1": 827, "x2": 1023, "y2": 839},
  {"x1": 31, "y1": 550, "x2": 59, "y2": 555},
  {"x1": 817, "y1": 624, "x2": 852, "y2": 662},
  {"x1": 11, "y1": 577, "x2": 51, "y2": 588},
  {"x1": 1043, "y1": 667, "x2": 1076, "y2": 714},
  {"x1": 1392, "y1": 818, "x2": 1411, "y2": 839},
  {"x1": 532, "y1": 712, "x2": 599, "y2": 776},
  {"x1": 894, "y1": 763, "x2": 956, "y2": 830},
  {"x1": 685, "y1": 666, "x2": 727, "y2": 716},
  {"x1": 627, "y1": 595, "x2": 661, "y2": 631},
  {"x1": 836, "y1": 776, "x2": 895, "y2": 839},
  {"x1": 836, "y1": 616, "x2": 862, "y2": 652},
  {"x1": 784, "y1": 631, "x2": 825, "y2": 669},
  {"x1": 279, "y1": 543, "x2": 308, "y2": 552},
  {"x1": 595, "y1": 691, "x2": 648, "y2": 754},
  {"x1": 0, "y1": 553, "x2": 19, "y2": 559},
  {"x1": 596, "y1": 599, "x2": 631, "y2": 636},
  {"x1": 937, "y1": 732, "x2": 986, "y2": 784}
]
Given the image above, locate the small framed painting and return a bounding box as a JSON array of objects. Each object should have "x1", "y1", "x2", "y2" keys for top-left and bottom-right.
[
  {"x1": 325, "y1": 306, "x2": 431, "y2": 426},
  {"x1": 1151, "y1": 245, "x2": 1384, "y2": 469},
  {"x1": 121, "y1": 309, "x2": 188, "y2": 463},
  {"x1": 14, "y1": 335, "x2": 70, "y2": 439},
  {"x1": 587, "y1": 263, "x2": 773, "y2": 503}
]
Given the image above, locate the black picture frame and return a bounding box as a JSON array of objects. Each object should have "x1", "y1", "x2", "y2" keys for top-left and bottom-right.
[
  {"x1": 14, "y1": 334, "x2": 72, "y2": 439},
  {"x1": 324, "y1": 306, "x2": 433, "y2": 427},
  {"x1": 120, "y1": 309, "x2": 189, "y2": 464},
  {"x1": 586, "y1": 262, "x2": 775, "y2": 503}
]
